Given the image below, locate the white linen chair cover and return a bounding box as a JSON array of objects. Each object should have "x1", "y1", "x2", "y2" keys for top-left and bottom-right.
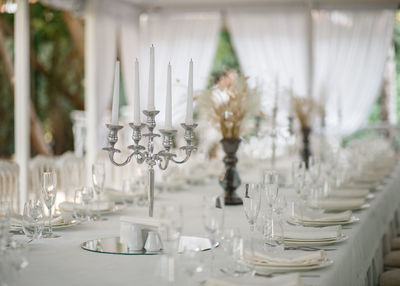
[
  {"x1": 0, "y1": 160, "x2": 19, "y2": 213},
  {"x1": 57, "y1": 152, "x2": 86, "y2": 202}
]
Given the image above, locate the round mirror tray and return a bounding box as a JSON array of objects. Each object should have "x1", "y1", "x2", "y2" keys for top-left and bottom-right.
[{"x1": 81, "y1": 235, "x2": 216, "y2": 255}]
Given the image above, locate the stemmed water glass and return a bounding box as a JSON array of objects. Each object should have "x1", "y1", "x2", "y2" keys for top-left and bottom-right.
[
  {"x1": 243, "y1": 183, "x2": 261, "y2": 232},
  {"x1": 159, "y1": 203, "x2": 183, "y2": 254},
  {"x1": 74, "y1": 187, "x2": 94, "y2": 221},
  {"x1": 202, "y1": 195, "x2": 224, "y2": 274},
  {"x1": 41, "y1": 171, "x2": 59, "y2": 238},
  {"x1": 92, "y1": 163, "x2": 106, "y2": 220},
  {"x1": 22, "y1": 199, "x2": 44, "y2": 241}
]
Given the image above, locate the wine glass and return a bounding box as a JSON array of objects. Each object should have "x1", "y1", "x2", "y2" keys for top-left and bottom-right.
[
  {"x1": 202, "y1": 195, "x2": 224, "y2": 274},
  {"x1": 74, "y1": 187, "x2": 94, "y2": 221},
  {"x1": 243, "y1": 183, "x2": 261, "y2": 232},
  {"x1": 22, "y1": 199, "x2": 44, "y2": 241},
  {"x1": 41, "y1": 171, "x2": 59, "y2": 238}
]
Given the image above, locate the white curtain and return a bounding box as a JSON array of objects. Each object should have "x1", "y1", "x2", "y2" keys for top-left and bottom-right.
[
  {"x1": 313, "y1": 7, "x2": 396, "y2": 134},
  {"x1": 139, "y1": 11, "x2": 221, "y2": 126},
  {"x1": 227, "y1": 6, "x2": 308, "y2": 126},
  {"x1": 228, "y1": 5, "x2": 396, "y2": 135}
]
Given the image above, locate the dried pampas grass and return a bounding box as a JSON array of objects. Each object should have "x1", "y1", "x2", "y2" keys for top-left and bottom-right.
[
  {"x1": 199, "y1": 75, "x2": 254, "y2": 139},
  {"x1": 293, "y1": 97, "x2": 318, "y2": 128}
]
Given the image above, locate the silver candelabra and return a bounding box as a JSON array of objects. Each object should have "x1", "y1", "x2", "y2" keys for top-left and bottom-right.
[{"x1": 103, "y1": 110, "x2": 197, "y2": 217}]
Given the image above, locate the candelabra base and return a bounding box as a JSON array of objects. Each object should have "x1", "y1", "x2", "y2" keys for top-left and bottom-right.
[
  {"x1": 219, "y1": 138, "x2": 243, "y2": 206},
  {"x1": 224, "y1": 192, "x2": 243, "y2": 205}
]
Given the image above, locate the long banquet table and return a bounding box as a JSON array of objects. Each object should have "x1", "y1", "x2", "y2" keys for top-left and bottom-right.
[{"x1": 14, "y1": 163, "x2": 400, "y2": 286}]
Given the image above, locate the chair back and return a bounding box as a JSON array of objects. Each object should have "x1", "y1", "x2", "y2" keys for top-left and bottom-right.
[{"x1": 0, "y1": 160, "x2": 19, "y2": 213}]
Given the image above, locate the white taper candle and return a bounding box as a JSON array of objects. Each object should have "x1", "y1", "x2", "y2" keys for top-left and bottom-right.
[
  {"x1": 111, "y1": 61, "x2": 120, "y2": 124},
  {"x1": 165, "y1": 63, "x2": 172, "y2": 129},
  {"x1": 134, "y1": 59, "x2": 141, "y2": 125},
  {"x1": 185, "y1": 59, "x2": 193, "y2": 125},
  {"x1": 147, "y1": 45, "x2": 155, "y2": 111}
]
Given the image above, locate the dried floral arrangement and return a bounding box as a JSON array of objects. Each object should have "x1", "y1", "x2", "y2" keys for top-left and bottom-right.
[
  {"x1": 199, "y1": 72, "x2": 257, "y2": 139},
  {"x1": 292, "y1": 97, "x2": 318, "y2": 128}
]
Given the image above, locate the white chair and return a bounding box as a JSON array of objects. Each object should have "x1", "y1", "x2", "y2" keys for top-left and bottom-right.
[
  {"x1": 57, "y1": 152, "x2": 85, "y2": 202},
  {"x1": 29, "y1": 155, "x2": 57, "y2": 199},
  {"x1": 0, "y1": 160, "x2": 19, "y2": 213}
]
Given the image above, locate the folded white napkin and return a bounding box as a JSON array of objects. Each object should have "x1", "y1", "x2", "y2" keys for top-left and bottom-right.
[
  {"x1": 292, "y1": 209, "x2": 352, "y2": 222},
  {"x1": 329, "y1": 188, "x2": 369, "y2": 198},
  {"x1": 120, "y1": 216, "x2": 160, "y2": 230},
  {"x1": 59, "y1": 201, "x2": 114, "y2": 213},
  {"x1": 341, "y1": 182, "x2": 378, "y2": 190},
  {"x1": 120, "y1": 216, "x2": 162, "y2": 250},
  {"x1": 205, "y1": 273, "x2": 301, "y2": 286},
  {"x1": 178, "y1": 236, "x2": 211, "y2": 253},
  {"x1": 310, "y1": 198, "x2": 365, "y2": 211},
  {"x1": 283, "y1": 225, "x2": 341, "y2": 241},
  {"x1": 248, "y1": 250, "x2": 325, "y2": 266}
]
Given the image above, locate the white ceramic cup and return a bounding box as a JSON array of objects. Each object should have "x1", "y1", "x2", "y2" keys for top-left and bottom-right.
[{"x1": 144, "y1": 231, "x2": 162, "y2": 252}]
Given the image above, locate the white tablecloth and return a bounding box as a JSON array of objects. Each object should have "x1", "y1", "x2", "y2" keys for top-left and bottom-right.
[{"x1": 12, "y1": 164, "x2": 400, "y2": 286}]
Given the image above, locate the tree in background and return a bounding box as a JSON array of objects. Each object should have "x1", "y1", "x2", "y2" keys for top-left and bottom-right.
[{"x1": 0, "y1": 2, "x2": 84, "y2": 158}]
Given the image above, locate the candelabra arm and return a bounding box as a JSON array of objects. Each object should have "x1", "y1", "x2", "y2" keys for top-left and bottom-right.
[
  {"x1": 107, "y1": 151, "x2": 137, "y2": 167},
  {"x1": 171, "y1": 153, "x2": 191, "y2": 164},
  {"x1": 158, "y1": 157, "x2": 170, "y2": 170}
]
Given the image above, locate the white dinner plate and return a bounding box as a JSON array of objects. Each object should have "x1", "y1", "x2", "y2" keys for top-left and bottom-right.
[
  {"x1": 318, "y1": 203, "x2": 370, "y2": 212},
  {"x1": 10, "y1": 218, "x2": 81, "y2": 231},
  {"x1": 285, "y1": 235, "x2": 348, "y2": 246},
  {"x1": 59, "y1": 201, "x2": 125, "y2": 215},
  {"x1": 252, "y1": 258, "x2": 333, "y2": 273},
  {"x1": 287, "y1": 216, "x2": 360, "y2": 227}
]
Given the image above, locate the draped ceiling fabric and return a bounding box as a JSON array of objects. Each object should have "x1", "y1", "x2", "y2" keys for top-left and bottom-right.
[
  {"x1": 228, "y1": 6, "x2": 308, "y2": 128},
  {"x1": 138, "y1": 12, "x2": 221, "y2": 126},
  {"x1": 313, "y1": 6, "x2": 396, "y2": 134},
  {"x1": 228, "y1": 4, "x2": 396, "y2": 135}
]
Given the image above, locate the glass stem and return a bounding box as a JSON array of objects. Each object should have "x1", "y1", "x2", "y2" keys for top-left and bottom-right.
[
  {"x1": 49, "y1": 206, "x2": 52, "y2": 235},
  {"x1": 210, "y1": 234, "x2": 215, "y2": 275},
  {"x1": 249, "y1": 223, "x2": 255, "y2": 233}
]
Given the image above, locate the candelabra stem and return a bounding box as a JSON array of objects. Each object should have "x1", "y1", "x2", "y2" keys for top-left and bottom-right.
[{"x1": 148, "y1": 167, "x2": 155, "y2": 217}]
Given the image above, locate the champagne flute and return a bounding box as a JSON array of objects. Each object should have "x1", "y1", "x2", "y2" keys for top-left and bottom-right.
[
  {"x1": 243, "y1": 183, "x2": 261, "y2": 232},
  {"x1": 92, "y1": 163, "x2": 105, "y2": 199},
  {"x1": 41, "y1": 171, "x2": 59, "y2": 238},
  {"x1": 92, "y1": 163, "x2": 106, "y2": 220},
  {"x1": 263, "y1": 170, "x2": 279, "y2": 211},
  {"x1": 22, "y1": 199, "x2": 44, "y2": 241}
]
